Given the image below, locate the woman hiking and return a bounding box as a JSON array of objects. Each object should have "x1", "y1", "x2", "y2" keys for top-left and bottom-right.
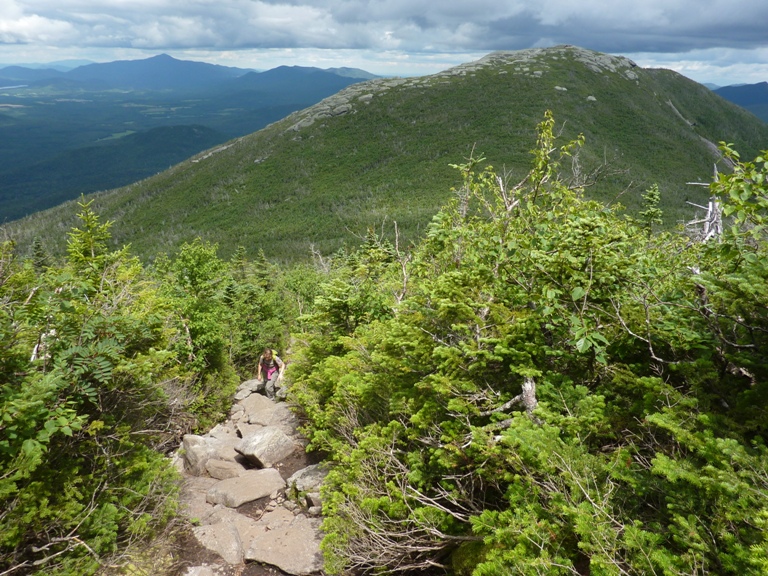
[{"x1": 256, "y1": 347, "x2": 285, "y2": 399}]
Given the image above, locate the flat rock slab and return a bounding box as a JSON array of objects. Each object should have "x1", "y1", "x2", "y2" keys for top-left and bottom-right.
[
  {"x1": 206, "y1": 506, "x2": 261, "y2": 538},
  {"x1": 236, "y1": 427, "x2": 297, "y2": 468},
  {"x1": 244, "y1": 508, "x2": 324, "y2": 575},
  {"x1": 192, "y1": 520, "x2": 243, "y2": 565},
  {"x1": 206, "y1": 458, "x2": 248, "y2": 480},
  {"x1": 245, "y1": 394, "x2": 298, "y2": 427},
  {"x1": 206, "y1": 468, "x2": 286, "y2": 508},
  {"x1": 179, "y1": 476, "x2": 219, "y2": 523}
]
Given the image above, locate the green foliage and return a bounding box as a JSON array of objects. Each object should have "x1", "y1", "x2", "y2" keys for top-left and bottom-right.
[
  {"x1": 714, "y1": 143, "x2": 768, "y2": 242},
  {"x1": 639, "y1": 183, "x2": 664, "y2": 236},
  {"x1": 0, "y1": 181, "x2": 327, "y2": 573},
  {"x1": 0, "y1": 204, "x2": 181, "y2": 575},
  {"x1": 291, "y1": 114, "x2": 768, "y2": 575},
  {"x1": 152, "y1": 238, "x2": 311, "y2": 429}
]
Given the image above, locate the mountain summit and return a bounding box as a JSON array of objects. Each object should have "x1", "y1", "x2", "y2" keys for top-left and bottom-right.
[
  {"x1": 63, "y1": 53, "x2": 250, "y2": 90},
  {"x1": 8, "y1": 45, "x2": 768, "y2": 261}
]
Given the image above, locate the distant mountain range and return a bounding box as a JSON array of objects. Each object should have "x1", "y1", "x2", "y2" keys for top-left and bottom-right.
[
  {"x1": 6, "y1": 46, "x2": 768, "y2": 263},
  {"x1": 0, "y1": 54, "x2": 251, "y2": 90},
  {"x1": 714, "y1": 82, "x2": 768, "y2": 122},
  {"x1": 0, "y1": 54, "x2": 375, "y2": 221},
  {"x1": 0, "y1": 54, "x2": 378, "y2": 92}
]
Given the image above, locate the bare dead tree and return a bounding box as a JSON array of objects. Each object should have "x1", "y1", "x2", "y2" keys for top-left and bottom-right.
[
  {"x1": 392, "y1": 221, "x2": 411, "y2": 304},
  {"x1": 685, "y1": 165, "x2": 723, "y2": 243},
  {"x1": 685, "y1": 197, "x2": 723, "y2": 243}
]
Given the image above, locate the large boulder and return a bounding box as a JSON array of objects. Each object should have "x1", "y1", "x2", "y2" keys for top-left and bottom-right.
[
  {"x1": 206, "y1": 468, "x2": 286, "y2": 508},
  {"x1": 182, "y1": 434, "x2": 242, "y2": 476},
  {"x1": 234, "y1": 378, "x2": 264, "y2": 400},
  {"x1": 287, "y1": 464, "x2": 328, "y2": 494},
  {"x1": 236, "y1": 427, "x2": 297, "y2": 468},
  {"x1": 182, "y1": 435, "x2": 214, "y2": 476},
  {"x1": 237, "y1": 393, "x2": 299, "y2": 433}
]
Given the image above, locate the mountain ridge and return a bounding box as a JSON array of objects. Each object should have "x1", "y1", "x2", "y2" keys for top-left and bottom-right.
[
  {"x1": 714, "y1": 81, "x2": 768, "y2": 122},
  {"x1": 0, "y1": 54, "x2": 376, "y2": 92},
  {"x1": 5, "y1": 45, "x2": 768, "y2": 262},
  {"x1": 64, "y1": 53, "x2": 250, "y2": 90}
]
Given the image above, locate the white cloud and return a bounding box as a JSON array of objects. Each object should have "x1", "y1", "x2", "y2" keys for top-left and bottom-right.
[
  {"x1": 629, "y1": 47, "x2": 768, "y2": 86},
  {"x1": 0, "y1": 0, "x2": 766, "y2": 84}
]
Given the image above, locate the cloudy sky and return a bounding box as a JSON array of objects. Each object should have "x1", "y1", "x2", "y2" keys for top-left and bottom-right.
[{"x1": 1, "y1": 0, "x2": 767, "y2": 86}]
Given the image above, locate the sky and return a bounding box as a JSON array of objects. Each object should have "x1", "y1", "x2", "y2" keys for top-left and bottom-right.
[{"x1": 1, "y1": 1, "x2": 767, "y2": 87}]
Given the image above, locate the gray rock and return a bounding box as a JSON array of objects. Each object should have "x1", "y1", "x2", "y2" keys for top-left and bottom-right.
[
  {"x1": 239, "y1": 393, "x2": 297, "y2": 429},
  {"x1": 183, "y1": 566, "x2": 220, "y2": 576},
  {"x1": 208, "y1": 422, "x2": 238, "y2": 441},
  {"x1": 235, "y1": 422, "x2": 263, "y2": 437},
  {"x1": 206, "y1": 506, "x2": 261, "y2": 540},
  {"x1": 305, "y1": 492, "x2": 322, "y2": 509},
  {"x1": 177, "y1": 366, "x2": 327, "y2": 574},
  {"x1": 206, "y1": 458, "x2": 248, "y2": 480},
  {"x1": 170, "y1": 450, "x2": 186, "y2": 474},
  {"x1": 234, "y1": 378, "x2": 264, "y2": 400},
  {"x1": 182, "y1": 435, "x2": 214, "y2": 476},
  {"x1": 229, "y1": 404, "x2": 246, "y2": 422},
  {"x1": 238, "y1": 392, "x2": 269, "y2": 416},
  {"x1": 332, "y1": 104, "x2": 351, "y2": 115},
  {"x1": 211, "y1": 437, "x2": 241, "y2": 463},
  {"x1": 182, "y1": 434, "x2": 242, "y2": 475},
  {"x1": 236, "y1": 427, "x2": 297, "y2": 468},
  {"x1": 179, "y1": 476, "x2": 219, "y2": 524},
  {"x1": 244, "y1": 508, "x2": 324, "y2": 575},
  {"x1": 206, "y1": 468, "x2": 286, "y2": 508},
  {"x1": 287, "y1": 464, "x2": 328, "y2": 493},
  {"x1": 193, "y1": 521, "x2": 243, "y2": 565}
]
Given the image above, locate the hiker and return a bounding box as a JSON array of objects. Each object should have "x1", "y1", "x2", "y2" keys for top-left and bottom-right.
[{"x1": 257, "y1": 347, "x2": 285, "y2": 399}]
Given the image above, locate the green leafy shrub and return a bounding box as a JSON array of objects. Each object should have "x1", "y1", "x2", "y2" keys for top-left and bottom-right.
[
  {"x1": 291, "y1": 116, "x2": 768, "y2": 575},
  {"x1": 0, "y1": 202, "x2": 179, "y2": 575}
]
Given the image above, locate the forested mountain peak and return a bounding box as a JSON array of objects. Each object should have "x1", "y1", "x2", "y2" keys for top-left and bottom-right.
[{"x1": 6, "y1": 45, "x2": 768, "y2": 263}]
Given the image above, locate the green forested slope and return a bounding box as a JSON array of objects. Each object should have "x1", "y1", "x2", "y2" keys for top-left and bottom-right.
[
  {"x1": 0, "y1": 125, "x2": 225, "y2": 218},
  {"x1": 6, "y1": 45, "x2": 768, "y2": 262}
]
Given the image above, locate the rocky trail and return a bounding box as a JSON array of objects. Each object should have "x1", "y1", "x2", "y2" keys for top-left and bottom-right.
[{"x1": 170, "y1": 378, "x2": 329, "y2": 576}]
